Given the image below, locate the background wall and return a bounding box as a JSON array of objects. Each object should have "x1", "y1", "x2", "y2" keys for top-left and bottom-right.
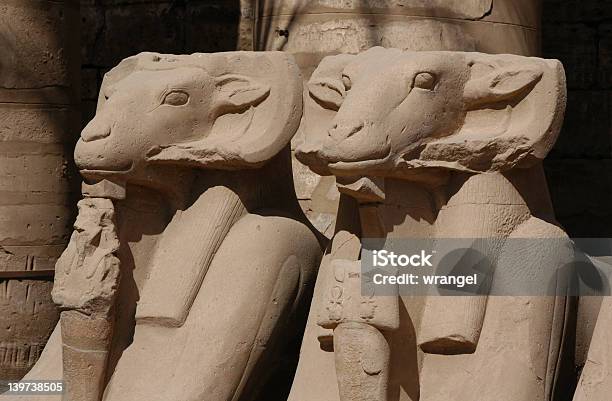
[{"x1": 542, "y1": 0, "x2": 612, "y2": 238}]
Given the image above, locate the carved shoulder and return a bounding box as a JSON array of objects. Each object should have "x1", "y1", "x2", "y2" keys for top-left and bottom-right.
[
  {"x1": 209, "y1": 212, "x2": 322, "y2": 314},
  {"x1": 496, "y1": 217, "x2": 574, "y2": 295},
  {"x1": 229, "y1": 213, "x2": 322, "y2": 262},
  {"x1": 509, "y1": 216, "x2": 568, "y2": 240}
]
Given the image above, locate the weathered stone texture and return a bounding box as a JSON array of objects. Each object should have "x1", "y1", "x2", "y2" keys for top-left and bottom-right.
[
  {"x1": 0, "y1": 0, "x2": 80, "y2": 381},
  {"x1": 257, "y1": 0, "x2": 542, "y2": 240},
  {"x1": 291, "y1": 48, "x2": 569, "y2": 401},
  {"x1": 0, "y1": 280, "x2": 57, "y2": 381},
  {"x1": 7, "y1": 51, "x2": 322, "y2": 401}
]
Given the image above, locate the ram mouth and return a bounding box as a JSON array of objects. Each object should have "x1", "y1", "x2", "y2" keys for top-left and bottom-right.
[
  {"x1": 327, "y1": 153, "x2": 392, "y2": 176},
  {"x1": 79, "y1": 163, "x2": 134, "y2": 178}
]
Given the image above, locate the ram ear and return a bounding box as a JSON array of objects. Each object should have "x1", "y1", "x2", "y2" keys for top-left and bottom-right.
[
  {"x1": 417, "y1": 55, "x2": 566, "y2": 172},
  {"x1": 307, "y1": 53, "x2": 356, "y2": 111},
  {"x1": 214, "y1": 74, "x2": 270, "y2": 114},
  {"x1": 146, "y1": 52, "x2": 302, "y2": 170},
  {"x1": 463, "y1": 63, "x2": 543, "y2": 108}
]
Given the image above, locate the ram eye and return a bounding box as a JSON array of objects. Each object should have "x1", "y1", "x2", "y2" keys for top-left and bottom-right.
[
  {"x1": 342, "y1": 74, "x2": 352, "y2": 91},
  {"x1": 162, "y1": 90, "x2": 189, "y2": 106},
  {"x1": 413, "y1": 72, "x2": 437, "y2": 91}
]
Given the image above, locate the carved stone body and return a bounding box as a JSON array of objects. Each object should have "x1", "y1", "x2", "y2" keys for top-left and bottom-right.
[
  {"x1": 291, "y1": 48, "x2": 570, "y2": 401},
  {"x1": 574, "y1": 296, "x2": 612, "y2": 400},
  {"x1": 9, "y1": 51, "x2": 322, "y2": 401}
]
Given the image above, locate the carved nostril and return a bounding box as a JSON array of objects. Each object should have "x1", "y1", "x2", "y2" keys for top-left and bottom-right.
[
  {"x1": 81, "y1": 122, "x2": 111, "y2": 142},
  {"x1": 347, "y1": 122, "x2": 364, "y2": 138}
]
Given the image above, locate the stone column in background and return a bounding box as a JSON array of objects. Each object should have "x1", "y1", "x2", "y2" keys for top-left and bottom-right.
[
  {"x1": 239, "y1": 0, "x2": 257, "y2": 50},
  {"x1": 256, "y1": 0, "x2": 542, "y2": 237},
  {"x1": 0, "y1": 0, "x2": 80, "y2": 381}
]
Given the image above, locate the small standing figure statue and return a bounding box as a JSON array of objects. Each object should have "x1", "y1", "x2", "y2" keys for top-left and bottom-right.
[{"x1": 53, "y1": 194, "x2": 122, "y2": 401}]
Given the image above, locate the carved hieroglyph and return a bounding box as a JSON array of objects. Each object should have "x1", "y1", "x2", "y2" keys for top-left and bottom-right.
[
  {"x1": 8, "y1": 51, "x2": 322, "y2": 401},
  {"x1": 290, "y1": 48, "x2": 569, "y2": 401},
  {"x1": 0, "y1": 0, "x2": 79, "y2": 380},
  {"x1": 256, "y1": 0, "x2": 542, "y2": 238}
]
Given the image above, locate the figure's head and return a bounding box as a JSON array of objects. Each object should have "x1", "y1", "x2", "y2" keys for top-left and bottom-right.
[
  {"x1": 296, "y1": 47, "x2": 566, "y2": 180},
  {"x1": 75, "y1": 52, "x2": 302, "y2": 190}
]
